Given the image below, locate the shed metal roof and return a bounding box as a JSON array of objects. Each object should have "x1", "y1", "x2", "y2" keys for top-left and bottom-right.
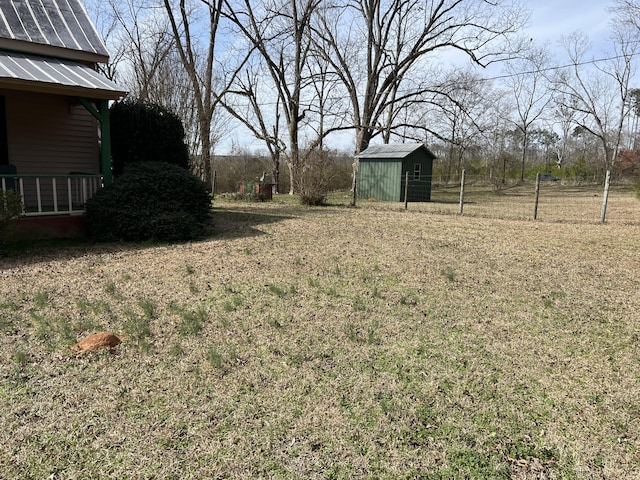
[
  {"x1": 0, "y1": 49, "x2": 125, "y2": 99},
  {"x1": 356, "y1": 143, "x2": 434, "y2": 159},
  {"x1": 0, "y1": 0, "x2": 109, "y2": 63}
]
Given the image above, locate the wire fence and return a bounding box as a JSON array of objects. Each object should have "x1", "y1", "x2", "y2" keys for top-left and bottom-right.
[{"x1": 357, "y1": 170, "x2": 639, "y2": 225}]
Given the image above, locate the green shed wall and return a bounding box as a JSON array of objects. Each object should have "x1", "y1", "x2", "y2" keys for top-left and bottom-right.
[
  {"x1": 358, "y1": 160, "x2": 402, "y2": 201},
  {"x1": 401, "y1": 151, "x2": 433, "y2": 202}
]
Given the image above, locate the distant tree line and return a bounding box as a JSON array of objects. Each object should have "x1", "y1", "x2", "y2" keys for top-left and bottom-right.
[{"x1": 89, "y1": 0, "x2": 640, "y2": 196}]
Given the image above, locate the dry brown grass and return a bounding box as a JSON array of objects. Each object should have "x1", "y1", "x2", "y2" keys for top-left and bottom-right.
[{"x1": 1, "y1": 189, "x2": 639, "y2": 479}]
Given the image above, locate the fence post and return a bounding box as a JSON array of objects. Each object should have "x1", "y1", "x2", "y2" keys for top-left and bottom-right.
[
  {"x1": 600, "y1": 170, "x2": 611, "y2": 223},
  {"x1": 212, "y1": 170, "x2": 217, "y2": 196},
  {"x1": 404, "y1": 171, "x2": 409, "y2": 210},
  {"x1": 458, "y1": 169, "x2": 466, "y2": 215},
  {"x1": 533, "y1": 173, "x2": 541, "y2": 220},
  {"x1": 351, "y1": 170, "x2": 358, "y2": 207}
]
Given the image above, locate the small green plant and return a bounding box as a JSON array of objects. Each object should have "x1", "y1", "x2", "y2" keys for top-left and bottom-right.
[
  {"x1": 352, "y1": 295, "x2": 367, "y2": 312},
  {"x1": 169, "y1": 342, "x2": 184, "y2": 358},
  {"x1": 33, "y1": 291, "x2": 49, "y2": 310},
  {"x1": 0, "y1": 300, "x2": 20, "y2": 332},
  {"x1": 76, "y1": 298, "x2": 111, "y2": 315},
  {"x1": 441, "y1": 266, "x2": 456, "y2": 282},
  {"x1": 176, "y1": 305, "x2": 207, "y2": 336},
  {"x1": 123, "y1": 308, "x2": 152, "y2": 346},
  {"x1": 346, "y1": 323, "x2": 359, "y2": 343},
  {"x1": 105, "y1": 282, "x2": 117, "y2": 295},
  {"x1": 223, "y1": 284, "x2": 240, "y2": 294},
  {"x1": 223, "y1": 295, "x2": 243, "y2": 312},
  {"x1": 399, "y1": 292, "x2": 418, "y2": 306},
  {"x1": 13, "y1": 349, "x2": 29, "y2": 365},
  {"x1": 207, "y1": 346, "x2": 223, "y2": 369},
  {"x1": 30, "y1": 312, "x2": 52, "y2": 341},
  {"x1": 185, "y1": 265, "x2": 195, "y2": 275},
  {"x1": 367, "y1": 320, "x2": 380, "y2": 344},
  {"x1": 9, "y1": 347, "x2": 31, "y2": 385},
  {"x1": 268, "y1": 284, "x2": 287, "y2": 297},
  {"x1": 268, "y1": 316, "x2": 284, "y2": 329},
  {"x1": 137, "y1": 298, "x2": 157, "y2": 320}
]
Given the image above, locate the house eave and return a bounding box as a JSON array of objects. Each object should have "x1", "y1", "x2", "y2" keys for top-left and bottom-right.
[
  {"x1": 0, "y1": 38, "x2": 108, "y2": 65},
  {"x1": 0, "y1": 78, "x2": 126, "y2": 100},
  {"x1": 0, "y1": 49, "x2": 127, "y2": 100}
]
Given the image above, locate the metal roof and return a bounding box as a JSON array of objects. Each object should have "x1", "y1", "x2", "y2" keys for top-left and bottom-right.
[
  {"x1": 0, "y1": 0, "x2": 109, "y2": 63},
  {"x1": 0, "y1": 49, "x2": 126, "y2": 99},
  {"x1": 356, "y1": 143, "x2": 434, "y2": 159}
]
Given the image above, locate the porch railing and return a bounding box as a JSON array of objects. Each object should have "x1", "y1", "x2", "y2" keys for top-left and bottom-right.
[{"x1": 0, "y1": 173, "x2": 103, "y2": 216}]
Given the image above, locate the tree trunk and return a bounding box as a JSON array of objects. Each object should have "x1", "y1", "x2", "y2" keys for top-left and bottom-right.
[
  {"x1": 520, "y1": 130, "x2": 528, "y2": 182},
  {"x1": 200, "y1": 121, "x2": 213, "y2": 190}
]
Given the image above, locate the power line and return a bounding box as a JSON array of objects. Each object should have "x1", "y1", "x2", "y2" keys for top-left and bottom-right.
[
  {"x1": 219, "y1": 51, "x2": 640, "y2": 109},
  {"x1": 481, "y1": 51, "x2": 640, "y2": 82}
]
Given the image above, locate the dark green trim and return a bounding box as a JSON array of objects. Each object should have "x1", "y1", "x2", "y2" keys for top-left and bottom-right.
[{"x1": 78, "y1": 97, "x2": 112, "y2": 185}]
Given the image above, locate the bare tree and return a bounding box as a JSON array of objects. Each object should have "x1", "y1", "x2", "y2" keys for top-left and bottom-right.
[
  {"x1": 84, "y1": 0, "x2": 126, "y2": 81},
  {"x1": 427, "y1": 70, "x2": 491, "y2": 182},
  {"x1": 481, "y1": 92, "x2": 513, "y2": 184},
  {"x1": 612, "y1": 0, "x2": 640, "y2": 150},
  {"x1": 550, "y1": 93, "x2": 577, "y2": 169},
  {"x1": 223, "y1": 0, "x2": 320, "y2": 195},
  {"x1": 552, "y1": 30, "x2": 637, "y2": 174},
  {"x1": 313, "y1": 0, "x2": 527, "y2": 153},
  {"x1": 504, "y1": 46, "x2": 553, "y2": 181},
  {"x1": 613, "y1": 0, "x2": 640, "y2": 31},
  {"x1": 104, "y1": 0, "x2": 174, "y2": 101},
  {"x1": 312, "y1": 0, "x2": 527, "y2": 201},
  {"x1": 162, "y1": 0, "x2": 226, "y2": 188},
  {"x1": 222, "y1": 62, "x2": 286, "y2": 192},
  {"x1": 625, "y1": 88, "x2": 640, "y2": 149}
]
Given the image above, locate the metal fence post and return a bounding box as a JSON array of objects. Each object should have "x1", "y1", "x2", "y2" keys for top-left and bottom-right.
[
  {"x1": 458, "y1": 169, "x2": 465, "y2": 215},
  {"x1": 533, "y1": 173, "x2": 541, "y2": 220},
  {"x1": 600, "y1": 170, "x2": 611, "y2": 223},
  {"x1": 404, "y1": 171, "x2": 409, "y2": 210}
]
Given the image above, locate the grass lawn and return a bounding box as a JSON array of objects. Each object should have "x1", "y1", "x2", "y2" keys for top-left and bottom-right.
[{"x1": 1, "y1": 190, "x2": 639, "y2": 478}]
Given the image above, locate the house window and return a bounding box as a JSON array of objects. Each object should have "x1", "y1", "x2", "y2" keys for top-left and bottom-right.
[
  {"x1": 413, "y1": 163, "x2": 421, "y2": 180},
  {"x1": 0, "y1": 97, "x2": 7, "y2": 165}
]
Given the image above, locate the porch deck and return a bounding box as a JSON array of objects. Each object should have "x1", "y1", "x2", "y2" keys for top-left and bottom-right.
[{"x1": 1, "y1": 173, "x2": 102, "y2": 216}]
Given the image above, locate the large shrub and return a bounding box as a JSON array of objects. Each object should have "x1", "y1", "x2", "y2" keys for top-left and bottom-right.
[
  {"x1": 297, "y1": 151, "x2": 351, "y2": 205},
  {"x1": 85, "y1": 162, "x2": 212, "y2": 242},
  {"x1": 110, "y1": 99, "x2": 190, "y2": 176}
]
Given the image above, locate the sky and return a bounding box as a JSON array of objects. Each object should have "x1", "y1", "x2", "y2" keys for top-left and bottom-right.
[{"x1": 525, "y1": 0, "x2": 614, "y2": 58}]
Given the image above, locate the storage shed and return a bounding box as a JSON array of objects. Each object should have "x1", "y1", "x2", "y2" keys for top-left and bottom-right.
[{"x1": 356, "y1": 143, "x2": 435, "y2": 202}]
